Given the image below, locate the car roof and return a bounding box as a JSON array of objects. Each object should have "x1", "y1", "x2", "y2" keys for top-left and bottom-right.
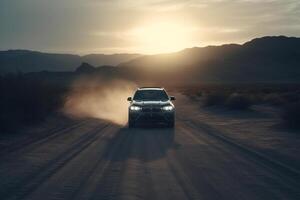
[{"x1": 138, "y1": 87, "x2": 164, "y2": 91}]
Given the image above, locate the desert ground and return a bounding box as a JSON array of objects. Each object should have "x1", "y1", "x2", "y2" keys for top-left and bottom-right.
[{"x1": 0, "y1": 92, "x2": 299, "y2": 200}]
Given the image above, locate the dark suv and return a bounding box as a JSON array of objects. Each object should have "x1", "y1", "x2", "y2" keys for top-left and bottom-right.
[{"x1": 127, "y1": 87, "x2": 175, "y2": 128}]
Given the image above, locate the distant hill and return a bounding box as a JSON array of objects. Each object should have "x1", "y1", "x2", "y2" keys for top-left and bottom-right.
[
  {"x1": 74, "y1": 62, "x2": 118, "y2": 77},
  {"x1": 120, "y1": 36, "x2": 300, "y2": 83},
  {"x1": 75, "y1": 62, "x2": 96, "y2": 73},
  {"x1": 0, "y1": 50, "x2": 141, "y2": 73},
  {"x1": 3, "y1": 36, "x2": 300, "y2": 84},
  {"x1": 82, "y1": 53, "x2": 141, "y2": 67},
  {"x1": 0, "y1": 50, "x2": 81, "y2": 73}
]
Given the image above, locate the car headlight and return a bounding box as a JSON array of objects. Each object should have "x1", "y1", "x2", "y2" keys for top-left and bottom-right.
[
  {"x1": 130, "y1": 106, "x2": 141, "y2": 111},
  {"x1": 162, "y1": 105, "x2": 173, "y2": 111}
]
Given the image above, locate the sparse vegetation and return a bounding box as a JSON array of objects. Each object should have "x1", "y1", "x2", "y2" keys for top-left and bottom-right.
[
  {"x1": 183, "y1": 84, "x2": 300, "y2": 113},
  {"x1": 280, "y1": 102, "x2": 300, "y2": 129},
  {"x1": 263, "y1": 93, "x2": 285, "y2": 106},
  {"x1": 0, "y1": 74, "x2": 67, "y2": 132},
  {"x1": 203, "y1": 92, "x2": 228, "y2": 106},
  {"x1": 225, "y1": 93, "x2": 252, "y2": 110},
  {"x1": 202, "y1": 92, "x2": 253, "y2": 109}
]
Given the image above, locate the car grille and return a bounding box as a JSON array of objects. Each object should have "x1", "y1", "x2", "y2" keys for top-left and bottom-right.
[{"x1": 142, "y1": 107, "x2": 161, "y2": 112}]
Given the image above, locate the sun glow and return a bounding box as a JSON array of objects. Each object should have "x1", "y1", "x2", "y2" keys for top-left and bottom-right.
[{"x1": 132, "y1": 22, "x2": 194, "y2": 54}]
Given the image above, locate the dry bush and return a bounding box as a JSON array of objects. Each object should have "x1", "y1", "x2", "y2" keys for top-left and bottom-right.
[
  {"x1": 263, "y1": 93, "x2": 285, "y2": 106},
  {"x1": 281, "y1": 92, "x2": 300, "y2": 103},
  {"x1": 203, "y1": 92, "x2": 228, "y2": 106},
  {"x1": 280, "y1": 102, "x2": 300, "y2": 129},
  {"x1": 192, "y1": 91, "x2": 203, "y2": 97},
  {"x1": 0, "y1": 74, "x2": 66, "y2": 132},
  {"x1": 225, "y1": 93, "x2": 252, "y2": 110}
]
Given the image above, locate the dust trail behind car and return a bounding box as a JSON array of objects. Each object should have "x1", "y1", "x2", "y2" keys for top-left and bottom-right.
[{"x1": 63, "y1": 77, "x2": 137, "y2": 125}]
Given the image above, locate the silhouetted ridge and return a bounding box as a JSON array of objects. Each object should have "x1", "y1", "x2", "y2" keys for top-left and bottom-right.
[
  {"x1": 0, "y1": 50, "x2": 142, "y2": 73},
  {"x1": 75, "y1": 62, "x2": 96, "y2": 73},
  {"x1": 82, "y1": 53, "x2": 141, "y2": 66},
  {"x1": 1, "y1": 36, "x2": 300, "y2": 83},
  {"x1": 119, "y1": 36, "x2": 300, "y2": 83},
  {"x1": 243, "y1": 36, "x2": 300, "y2": 47}
]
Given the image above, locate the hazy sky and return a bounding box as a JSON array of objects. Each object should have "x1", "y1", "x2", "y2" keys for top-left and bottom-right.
[{"x1": 0, "y1": 0, "x2": 299, "y2": 54}]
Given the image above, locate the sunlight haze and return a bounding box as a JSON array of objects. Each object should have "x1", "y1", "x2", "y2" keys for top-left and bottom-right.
[{"x1": 0, "y1": 0, "x2": 299, "y2": 54}]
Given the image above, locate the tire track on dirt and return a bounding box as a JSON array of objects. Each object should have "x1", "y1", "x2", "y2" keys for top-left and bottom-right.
[
  {"x1": 140, "y1": 128, "x2": 199, "y2": 200},
  {"x1": 181, "y1": 120, "x2": 300, "y2": 199},
  {"x1": 143, "y1": 130, "x2": 177, "y2": 200},
  {"x1": 0, "y1": 120, "x2": 89, "y2": 157},
  {"x1": 118, "y1": 129, "x2": 154, "y2": 200},
  {"x1": 185, "y1": 119, "x2": 300, "y2": 184},
  {"x1": 23, "y1": 125, "x2": 119, "y2": 200},
  {"x1": 1, "y1": 123, "x2": 108, "y2": 200},
  {"x1": 69, "y1": 127, "x2": 134, "y2": 200},
  {"x1": 155, "y1": 128, "x2": 204, "y2": 200},
  {"x1": 88, "y1": 128, "x2": 135, "y2": 200}
]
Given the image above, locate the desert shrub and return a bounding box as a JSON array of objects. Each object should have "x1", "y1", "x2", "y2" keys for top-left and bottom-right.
[
  {"x1": 225, "y1": 93, "x2": 252, "y2": 110},
  {"x1": 262, "y1": 88, "x2": 273, "y2": 94},
  {"x1": 203, "y1": 92, "x2": 228, "y2": 106},
  {"x1": 281, "y1": 92, "x2": 299, "y2": 103},
  {"x1": 263, "y1": 93, "x2": 285, "y2": 106},
  {"x1": 0, "y1": 74, "x2": 66, "y2": 132},
  {"x1": 248, "y1": 93, "x2": 264, "y2": 104},
  {"x1": 196, "y1": 91, "x2": 203, "y2": 97},
  {"x1": 280, "y1": 102, "x2": 300, "y2": 129}
]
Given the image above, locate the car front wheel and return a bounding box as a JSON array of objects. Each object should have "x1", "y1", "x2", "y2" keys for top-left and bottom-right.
[
  {"x1": 128, "y1": 117, "x2": 135, "y2": 128},
  {"x1": 166, "y1": 120, "x2": 175, "y2": 128}
]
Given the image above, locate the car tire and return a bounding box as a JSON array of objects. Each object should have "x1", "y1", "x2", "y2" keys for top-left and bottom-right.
[
  {"x1": 167, "y1": 120, "x2": 175, "y2": 128},
  {"x1": 128, "y1": 118, "x2": 135, "y2": 128}
]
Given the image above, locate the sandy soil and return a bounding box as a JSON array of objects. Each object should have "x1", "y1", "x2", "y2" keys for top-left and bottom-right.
[{"x1": 0, "y1": 94, "x2": 299, "y2": 200}]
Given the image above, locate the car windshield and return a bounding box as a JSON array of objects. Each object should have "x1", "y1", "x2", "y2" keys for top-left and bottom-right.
[{"x1": 133, "y1": 90, "x2": 169, "y2": 101}]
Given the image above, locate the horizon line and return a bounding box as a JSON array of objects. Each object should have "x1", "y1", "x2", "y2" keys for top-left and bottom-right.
[{"x1": 0, "y1": 35, "x2": 298, "y2": 56}]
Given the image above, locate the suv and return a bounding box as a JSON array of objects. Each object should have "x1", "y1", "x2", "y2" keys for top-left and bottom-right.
[{"x1": 127, "y1": 87, "x2": 175, "y2": 128}]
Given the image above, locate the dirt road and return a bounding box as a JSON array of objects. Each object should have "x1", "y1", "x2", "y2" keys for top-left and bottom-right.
[{"x1": 0, "y1": 95, "x2": 299, "y2": 200}]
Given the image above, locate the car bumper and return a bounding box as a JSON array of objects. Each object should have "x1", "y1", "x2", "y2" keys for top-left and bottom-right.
[{"x1": 129, "y1": 111, "x2": 175, "y2": 123}]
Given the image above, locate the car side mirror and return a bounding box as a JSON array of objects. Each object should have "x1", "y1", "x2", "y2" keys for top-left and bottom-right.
[
  {"x1": 170, "y1": 96, "x2": 176, "y2": 101},
  {"x1": 127, "y1": 97, "x2": 132, "y2": 101}
]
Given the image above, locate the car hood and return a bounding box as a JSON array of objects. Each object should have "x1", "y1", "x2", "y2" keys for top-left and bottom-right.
[{"x1": 132, "y1": 100, "x2": 172, "y2": 106}]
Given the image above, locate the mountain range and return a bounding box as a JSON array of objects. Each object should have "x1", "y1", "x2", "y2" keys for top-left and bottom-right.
[
  {"x1": 119, "y1": 36, "x2": 300, "y2": 83},
  {"x1": 1, "y1": 36, "x2": 300, "y2": 83},
  {"x1": 0, "y1": 50, "x2": 140, "y2": 73}
]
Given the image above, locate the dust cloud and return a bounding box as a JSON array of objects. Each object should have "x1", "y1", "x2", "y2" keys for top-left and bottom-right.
[{"x1": 63, "y1": 78, "x2": 137, "y2": 125}]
